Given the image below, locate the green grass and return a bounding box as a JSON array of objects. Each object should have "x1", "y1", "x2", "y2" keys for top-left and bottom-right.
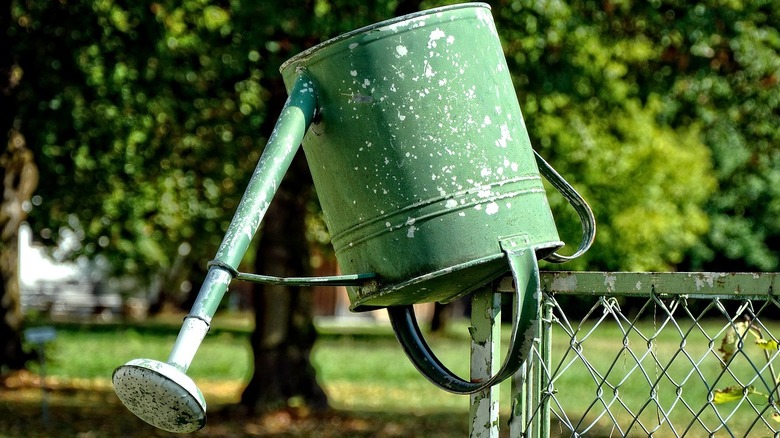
[
  {"x1": 28, "y1": 314, "x2": 474, "y2": 413},
  {"x1": 20, "y1": 312, "x2": 780, "y2": 436}
]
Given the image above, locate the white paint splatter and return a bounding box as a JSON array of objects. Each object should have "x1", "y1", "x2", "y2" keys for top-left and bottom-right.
[
  {"x1": 445, "y1": 199, "x2": 458, "y2": 208},
  {"x1": 396, "y1": 45, "x2": 408, "y2": 56},
  {"x1": 407, "y1": 225, "x2": 417, "y2": 238},
  {"x1": 349, "y1": 43, "x2": 359, "y2": 50},
  {"x1": 350, "y1": 70, "x2": 358, "y2": 77},
  {"x1": 428, "y1": 28, "x2": 446, "y2": 48},
  {"x1": 485, "y1": 202, "x2": 499, "y2": 215},
  {"x1": 496, "y1": 123, "x2": 512, "y2": 148},
  {"x1": 424, "y1": 61, "x2": 435, "y2": 78}
]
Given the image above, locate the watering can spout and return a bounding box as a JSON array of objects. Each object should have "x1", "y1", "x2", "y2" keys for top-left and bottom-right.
[{"x1": 112, "y1": 73, "x2": 318, "y2": 433}]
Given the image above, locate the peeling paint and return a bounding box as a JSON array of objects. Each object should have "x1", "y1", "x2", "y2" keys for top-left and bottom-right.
[
  {"x1": 604, "y1": 274, "x2": 617, "y2": 292},
  {"x1": 694, "y1": 272, "x2": 722, "y2": 290},
  {"x1": 550, "y1": 274, "x2": 578, "y2": 292}
]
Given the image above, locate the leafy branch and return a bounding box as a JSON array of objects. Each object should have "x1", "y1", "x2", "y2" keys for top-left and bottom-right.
[{"x1": 714, "y1": 320, "x2": 780, "y2": 423}]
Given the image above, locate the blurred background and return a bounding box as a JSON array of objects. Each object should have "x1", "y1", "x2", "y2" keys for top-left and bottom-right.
[{"x1": 1, "y1": 0, "x2": 777, "y2": 436}]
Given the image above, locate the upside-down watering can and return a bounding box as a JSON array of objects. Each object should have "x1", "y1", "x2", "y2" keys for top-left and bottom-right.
[{"x1": 113, "y1": 2, "x2": 595, "y2": 433}]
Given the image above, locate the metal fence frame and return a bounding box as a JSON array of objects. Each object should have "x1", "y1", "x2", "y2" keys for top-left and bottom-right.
[{"x1": 468, "y1": 272, "x2": 780, "y2": 437}]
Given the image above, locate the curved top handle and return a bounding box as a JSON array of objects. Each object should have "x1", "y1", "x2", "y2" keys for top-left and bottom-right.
[
  {"x1": 387, "y1": 241, "x2": 542, "y2": 394},
  {"x1": 534, "y1": 151, "x2": 596, "y2": 263}
]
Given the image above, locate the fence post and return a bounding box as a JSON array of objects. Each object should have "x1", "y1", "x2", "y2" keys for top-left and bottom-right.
[
  {"x1": 508, "y1": 293, "x2": 548, "y2": 437},
  {"x1": 539, "y1": 294, "x2": 553, "y2": 438},
  {"x1": 469, "y1": 287, "x2": 501, "y2": 437}
]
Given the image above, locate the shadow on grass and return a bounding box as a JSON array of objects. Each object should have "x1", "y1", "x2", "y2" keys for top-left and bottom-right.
[{"x1": 0, "y1": 373, "x2": 470, "y2": 438}]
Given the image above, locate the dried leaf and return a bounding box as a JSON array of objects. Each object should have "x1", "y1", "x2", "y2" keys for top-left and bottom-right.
[
  {"x1": 718, "y1": 322, "x2": 750, "y2": 366},
  {"x1": 712, "y1": 385, "x2": 754, "y2": 404}
]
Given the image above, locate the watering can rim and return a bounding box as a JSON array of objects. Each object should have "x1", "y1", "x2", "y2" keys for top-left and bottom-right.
[{"x1": 279, "y1": 2, "x2": 491, "y2": 74}]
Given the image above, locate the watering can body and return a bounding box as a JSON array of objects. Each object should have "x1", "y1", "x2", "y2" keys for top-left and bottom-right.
[{"x1": 281, "y1": 3, "x2": 563, "y2": 311}]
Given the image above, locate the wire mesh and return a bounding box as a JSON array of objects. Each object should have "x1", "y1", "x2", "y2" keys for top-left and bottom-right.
[{"x1": 530, "y1": 289, "x2": 780, "y2": 437}]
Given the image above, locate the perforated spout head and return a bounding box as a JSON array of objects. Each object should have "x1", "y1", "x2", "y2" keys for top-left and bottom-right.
[{"x1": 112, "y1": 359, "x2": 206, "y2": 433}]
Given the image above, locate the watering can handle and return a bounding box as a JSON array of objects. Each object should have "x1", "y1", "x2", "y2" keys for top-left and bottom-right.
[
  {"x1": 533, "y1": 151, "x2": 596, "y2": 263},
  {"x1": 387, "y1": 240, "x2": 541, "y2": 394}
]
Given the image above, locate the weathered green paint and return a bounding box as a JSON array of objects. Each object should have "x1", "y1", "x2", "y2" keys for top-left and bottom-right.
[
  {"x1": 187, "y1": 73, "x2": 317, "y2": 325},
  {"x1": 539, "y1": 271, "x2": 780, "y2": 298},
  {"x1": 280, "y1": 3, "x2": 567, "y2": 310}
]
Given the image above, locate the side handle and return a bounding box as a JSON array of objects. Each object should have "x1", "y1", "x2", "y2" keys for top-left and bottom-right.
[
  {"x1": 533, "y1": 151, "x2": 596, "y2": 263},
  {"x1": 386, "y1": 240, "x2": 542, "y2": 394}
]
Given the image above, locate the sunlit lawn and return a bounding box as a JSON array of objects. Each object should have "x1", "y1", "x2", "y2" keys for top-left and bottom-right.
[
  {"x1": 26, "y1": 312, "x2": 474, "y2": 413},
  {"x1": 6, "y1": 311, "x2": 780, "y2": 436}
]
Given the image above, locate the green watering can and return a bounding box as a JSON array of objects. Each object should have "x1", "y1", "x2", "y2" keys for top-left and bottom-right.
[{"x1": 113, "y1": 2, "x2": 595, "y2": 433}]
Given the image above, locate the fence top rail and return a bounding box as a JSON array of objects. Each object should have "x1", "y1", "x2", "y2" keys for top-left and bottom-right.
[{"x1": 496, "y1": 271, "x2": 780, "y2": 299}]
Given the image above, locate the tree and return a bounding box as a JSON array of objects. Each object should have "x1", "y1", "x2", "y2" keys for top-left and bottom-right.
[
  {"x1": 488, "y1": 0, "x2": 716, "y2": 271},
  {"x1": 490, "y1": 0, "x2": 779, "y2": 272},
  {"x1": 6, "y1": 0, "x2": 775, "y2": 413},
  {"x1": 645, "y1": 1, "x2": 780, "y2": 272},
  {"x1": 4, "y1": 0, "x2": 412, "y2": 410},
  {"x1": 0, "y1": 2, "x2": 39, "y2": 374}
]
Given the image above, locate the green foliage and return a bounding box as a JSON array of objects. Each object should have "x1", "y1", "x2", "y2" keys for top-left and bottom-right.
[
  {"x1": 488, "y1": 0, "x2": 717, "y2": 270},
  {"x1": 8, "y1": 0, "x2": 407, "y2": 286},
  {"x1": 10, "y1": 0, "x2": 260, "y2": 279},
  {"x1": 657, "y1": 2, "x2": 780, "y2": 271},
  {"x1": 7, "y1": 0, "x2": 780, "y2": 282}
]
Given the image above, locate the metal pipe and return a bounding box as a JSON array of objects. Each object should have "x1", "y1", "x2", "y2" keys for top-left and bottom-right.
[
  {"x1": 112, "y1": 72, "x2": 317, "y2": 433},
  {"x1": 167, "y1": 72, "x2": 318, "y2": 371}
]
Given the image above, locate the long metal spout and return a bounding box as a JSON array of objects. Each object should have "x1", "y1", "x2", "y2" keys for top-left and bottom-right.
[{"x1": 113, "y1": 73, "x2": 317, "y2": 433}]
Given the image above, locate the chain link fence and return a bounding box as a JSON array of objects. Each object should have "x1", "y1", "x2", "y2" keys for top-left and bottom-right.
[{"x1": 507, "y1": 272, "x2": 780, "y2": 437}]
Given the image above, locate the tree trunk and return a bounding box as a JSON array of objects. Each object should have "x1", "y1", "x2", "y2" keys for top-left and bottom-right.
[
  {"x1": 239, "y1": 81, "x2": 327, "y2": 411},
  {"x1": 0, "y1": 129, "x2": 38, "y2": 374},
  {"x1": 0, "y1": 4, "x2": 39, "y2": 375},
  {"x1": 238, "y1": 0, "x2": 425, "y2": 411}
]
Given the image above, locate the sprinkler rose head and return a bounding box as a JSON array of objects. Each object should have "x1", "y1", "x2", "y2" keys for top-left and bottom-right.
[{"x1": 112, "y1": 358, "x2": 206, "y2": 433}]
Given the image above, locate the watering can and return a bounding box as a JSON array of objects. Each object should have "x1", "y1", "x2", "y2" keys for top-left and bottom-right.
[{"x1": 113, "y1": 2, "x2": 595, "y2": 433}]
